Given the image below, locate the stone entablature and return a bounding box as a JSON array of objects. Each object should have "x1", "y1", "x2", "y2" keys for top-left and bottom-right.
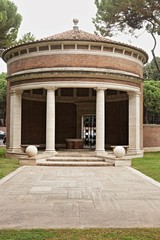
[
  {"x1": 4, "y1": 40, "x2": 147, "y2": 78},
  {"x1": 3, "y1": 41, "x2": 147, "y2": 64},
  {"x1": 22, "y1": 88, "x2": 128, "y2": 103}
]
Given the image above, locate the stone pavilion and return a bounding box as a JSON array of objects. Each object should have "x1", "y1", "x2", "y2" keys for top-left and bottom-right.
[{"x1": 2, "y1": 19, "x2": 148, "y2": 159}]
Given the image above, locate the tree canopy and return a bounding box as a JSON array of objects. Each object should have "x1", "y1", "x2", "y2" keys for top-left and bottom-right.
[
  {"x1": 144, "y1": 57, "x2": 160, "y2": 80},
  {"x1": 94, "y1": 0, "x2": 160, "y2": 36},
  {"x1": 0, "y1": 0, "x2": 22, "y2": 50},
  {"x1": 0, "y1": 72, "x2": 6, "y2": 125},
  {"x1": 16, "y1": 32, "x2": 35, "y2": 45},
  {"x1": 93, "y1": 0, "x2": 160, "y2": 71},
  {"x1": 143, "y1": 80, "x2": 160, "y2": 114}
]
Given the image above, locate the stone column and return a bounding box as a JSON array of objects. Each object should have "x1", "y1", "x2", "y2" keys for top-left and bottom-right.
[
  {"x1": 45, "y1": 88, "x2": 57, "y2": 153},
  {"x1": 128, "y1": 91, "x2": 142, "y2": 155},
  {"x1": 95, "y1": 88, "x2": 106, "y2": 155},
  {"x1": 9, "y1": 90, "x2": 23, "y2": 152}
]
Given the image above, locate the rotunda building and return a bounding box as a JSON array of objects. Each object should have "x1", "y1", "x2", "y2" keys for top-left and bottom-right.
[{"x1": 2, "y1": 20, "x2": 148, "y2": 157}]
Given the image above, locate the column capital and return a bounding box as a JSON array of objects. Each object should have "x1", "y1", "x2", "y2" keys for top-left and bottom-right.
[
  {"x1": 44, "y1": 86, "x2": 58, "y2": 91},
  {"x1": 127, "y1": 91, "x2": 141, "y2": 97},
  {"x1": 10, "y1": 89, "x2": 23, "y2": 95},
  {"x1": 94, "y1": 87, "x2": 107, "y2": 91}
]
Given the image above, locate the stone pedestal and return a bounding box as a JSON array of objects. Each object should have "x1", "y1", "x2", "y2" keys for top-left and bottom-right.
[{"x1": 19, "y1": 157, "x2": 36, "y2": 166}]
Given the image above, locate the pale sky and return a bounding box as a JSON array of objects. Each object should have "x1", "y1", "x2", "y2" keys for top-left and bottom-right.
[{"x1": 1, "y1": 0, "x2": 160, "y2": 72}]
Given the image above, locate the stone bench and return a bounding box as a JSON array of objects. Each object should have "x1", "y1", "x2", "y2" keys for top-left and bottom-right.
[
  {"x1": 110, "y1": 145, "x2": 129, "y2": 154},
  {"x1": 21, "y1": 144, "x2": 40, "y2": 152}
]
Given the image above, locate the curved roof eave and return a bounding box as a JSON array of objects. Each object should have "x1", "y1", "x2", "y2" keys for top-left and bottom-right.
[{"x1": 2, "y1": 26, "x2": 148, "y2": 63}]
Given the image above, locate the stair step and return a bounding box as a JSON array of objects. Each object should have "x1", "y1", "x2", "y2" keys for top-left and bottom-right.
[
  {"x1": 57, "y1": 152, "x2": 96, "y2": 157},
  {"x1": 46, "y1": 156, "x2": 105, "y2": 162},
  {"x1": 37, "y1": 161, "x2": 114, "y2": 167}
]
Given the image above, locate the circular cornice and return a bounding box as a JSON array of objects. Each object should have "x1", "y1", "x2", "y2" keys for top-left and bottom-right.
[{"x1": 2, "y1": 27, "x2": 148, "y2": 63}]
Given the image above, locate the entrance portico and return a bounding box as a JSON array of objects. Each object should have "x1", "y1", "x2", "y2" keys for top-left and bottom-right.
[{"x1": 8, "y1": 82, "x2": 143, "y2": 157}]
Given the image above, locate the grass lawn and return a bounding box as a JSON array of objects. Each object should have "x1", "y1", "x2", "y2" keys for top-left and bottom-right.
[
  {"x1": 0, "y1": 228, "x2": 160, "y2": 240},
  {"x1": 0, "y1": 148, "x2": 19, "y2": 179},
  {"x1": 132, "y1": 152, "x2": 160, "y2": 182}
]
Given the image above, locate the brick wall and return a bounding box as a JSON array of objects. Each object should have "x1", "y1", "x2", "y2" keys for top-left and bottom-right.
[
  {"x1": 143, "y1": 124, "x2": 160, "y2": 147},
  {"x1": 8, "y1": 54, "x2": 143, "y2": 77}
]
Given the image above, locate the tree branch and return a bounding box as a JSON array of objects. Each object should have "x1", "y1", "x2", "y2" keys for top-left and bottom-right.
[{"x1": 149, "y1": 21, "x2": 160, "y2": 72}]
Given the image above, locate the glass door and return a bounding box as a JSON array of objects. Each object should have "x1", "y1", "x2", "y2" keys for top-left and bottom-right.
[{"x1": 82, "y1": 115, "x2": 96, "y2": 148}]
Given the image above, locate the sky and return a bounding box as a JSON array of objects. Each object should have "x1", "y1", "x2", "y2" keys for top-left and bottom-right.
[{"x1": 1, "y1": 0, "x2": 160, "y2": 72}]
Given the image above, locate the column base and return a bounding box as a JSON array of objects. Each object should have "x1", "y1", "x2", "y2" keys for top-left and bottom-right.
[
  {"x1": 45, "y1": 149, "x2": 57, "y2": 155},
  {"x1": 6, "y1": 148, "x2": 24, "y2": 159},
  {"x1": 95, "y1": 150, "x2": 108, "y2": 157},
  {"x1": 7, "y1": 147, "x2": 23, "y2": 154}
]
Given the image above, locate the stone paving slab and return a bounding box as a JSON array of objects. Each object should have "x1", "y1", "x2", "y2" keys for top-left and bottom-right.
[{"x1": 0, "y1": 166, "x2": 160, "y2": 229}]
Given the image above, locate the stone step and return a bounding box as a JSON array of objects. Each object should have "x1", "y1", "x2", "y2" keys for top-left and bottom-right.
[
  {"x1": 57, "y1": 151, "x2": 96, "y2": 157},
  {"x1": 37, "y1": 160, "x2": 114, "y2": 167},
  {"x1": 46, "y1": 156, "x2": 105, "y2": 162}
]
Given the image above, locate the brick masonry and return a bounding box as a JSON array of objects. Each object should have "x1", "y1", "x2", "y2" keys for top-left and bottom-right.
[
  {"x1": 7, "y1": 54, "x2": 143, "y2": 77},
  {"x1": 143, "y1": 124, "x2": 160, "y2": 147}
]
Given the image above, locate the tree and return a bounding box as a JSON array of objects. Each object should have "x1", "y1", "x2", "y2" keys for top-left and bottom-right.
[
  {"x1": 0, "y1": 0, "x2": 22, "y2": 50},
  {"x1": 143, "y1": 80, "x2": 160, "y2": 123},
  {"x1": 0, "y1": 72, "x2": 7, "y2": 125},
  {"x1": 144, "y1": 57, "x2": 160, "y2": 80},
  {"x1": 93, "y1": 0, "x2": 160, "y2": 71},
  {"x1": 15, "y1": 32, "x2": 35, "y2": 45}
]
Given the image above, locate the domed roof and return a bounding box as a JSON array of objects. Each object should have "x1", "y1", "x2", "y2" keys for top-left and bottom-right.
[
  {"x1": 39, "y1": 19, "x2": 147, "y2": 60},
  {"x1": 2, "y1": 19, "x2": 148, "y2": 63},
  {"x1": 42, "y1": 19, "x2": 112, "y2": 43},
  {"x1": 42, "y1": 28, "x2": 113, "y2": 43}
]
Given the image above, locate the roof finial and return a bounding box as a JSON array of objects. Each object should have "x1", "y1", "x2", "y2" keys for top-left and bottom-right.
[{"x1": 73, "y1": 18, "x2": 79, "y2": 30}]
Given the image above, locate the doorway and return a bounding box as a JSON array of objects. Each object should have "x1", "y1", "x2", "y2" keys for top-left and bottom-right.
[{"x1": 82, "y1": 115, "x2": 96, "y2": 148}]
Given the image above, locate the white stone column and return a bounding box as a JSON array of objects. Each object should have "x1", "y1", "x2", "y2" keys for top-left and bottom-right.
[
  {"x1": 45, "y1": 88, "x2": 57, "y2": 153},
  {"x1": 9, "y1": 90, "x2": 23, "y2": 152},
  {"x1": 95, "y1": 88, "x2": 106, "y2": 155},
  {"x1": 128, "y1": 91, "x2": 142, "y2": 155}
]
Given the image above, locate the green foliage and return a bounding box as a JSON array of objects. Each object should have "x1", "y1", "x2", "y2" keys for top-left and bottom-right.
[
  {"x1": 0, "y1": 72, "x2": 6, "y2": 100},
  {"x1": 0, "y1": 72, "x2": 7, "y2": 124},
  {"x1": 0, "y1": 0, "x2": 22, "y2": 49},
  {"x1": 16, "y1": 32, "x2": 36, "y2": 45},
  {"x1": 93, "y1": 0, "x2": 160, "y2": 37},
  {"x1": 144, "y1": 57, "x2": 160, "y2": 80},
  {"x1": 143, "y1": 80, "x2": 160, "y2": 114}
]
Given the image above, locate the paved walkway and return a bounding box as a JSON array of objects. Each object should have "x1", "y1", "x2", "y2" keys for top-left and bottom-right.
[{"x1": 0, "y1": 166, "x2": 160, "y2": 229}]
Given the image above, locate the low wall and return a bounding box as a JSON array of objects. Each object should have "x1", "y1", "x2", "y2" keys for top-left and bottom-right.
[{"x1": 143, "y1": 124, "x2": 160, "y2": 151}]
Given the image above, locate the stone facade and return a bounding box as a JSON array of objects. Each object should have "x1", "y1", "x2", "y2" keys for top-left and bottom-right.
[{"x1": 2, "y1": 20, "x2": 148, "y2": 157}]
